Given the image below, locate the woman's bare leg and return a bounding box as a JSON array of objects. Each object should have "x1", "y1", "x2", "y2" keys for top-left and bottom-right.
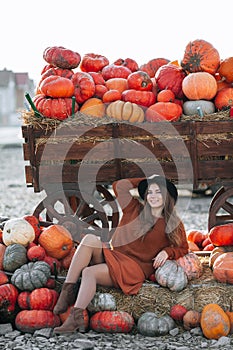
[
  {"x1": 65, "y1": 233, "x2": 104, "y2": 283},
  {"x1": 74, "y1": 263, "x2": 114, "y2": 309}
]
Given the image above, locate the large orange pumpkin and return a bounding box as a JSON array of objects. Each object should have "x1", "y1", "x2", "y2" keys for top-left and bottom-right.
[
  {"x1": 38, "y1": 224, "x2": 73, "y2": 259},
  {"x1": 39, "y1": 76, "x2": 75, "y2": 98},
  {"x1": 182, "y1": 72, "x2": 217, "y2": 100},
  {"x1": 214, "y1": 87, "x2": 233, "y2": 110},
  {"x1": 181, "y1": 39, "x2": 220, "y2": 75}
]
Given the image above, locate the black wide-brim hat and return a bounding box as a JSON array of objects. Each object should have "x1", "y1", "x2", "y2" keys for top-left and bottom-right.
[{"x1": 138, "y1": 175, "x2": 178, "y2": 203}]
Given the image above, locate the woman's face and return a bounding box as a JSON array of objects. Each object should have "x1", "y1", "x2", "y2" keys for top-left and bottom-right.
[{"x1": 146, "y1": 183, "x2": 164, "y2": 209}]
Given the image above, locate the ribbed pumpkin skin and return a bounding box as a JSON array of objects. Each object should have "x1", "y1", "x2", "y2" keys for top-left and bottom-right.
[
  {"x1": 155, "y1": 260, "x2": 188, "y2": 292},
  {"x1": 137, "y1": 312, "x2": 176, "y2": 336},
  {"x1": 177, "y1": 252, "x2": 203, "y2": 280},
  {"x1": 3, "y1": 243, "x2": 28, "y2": 272},
  {"x1": 200, "y1": 304, "x2": 230, "y2": 339},
  {"x1": 181, "y1": 39, "x2": 220, "y2": 75},
  {"x1": 182, "y1": 72, "x2": 217, "y2": 100},
  {"x1": 29, "y1": 288, "x2": 59, "y2": 310},
  {"x1": 155, "y1": 63, "x2": 186, "y2": 99},
  {"x1": 15, "y1": 310, "x2": 61, "y2": 333},
  {"x1": 90, "y1": 311, "x2": 134, "y2": 333},
  {"x1": 11, "y1": 261, "x2": 51, "y2": 291},
  {"x1": 17, "y1": 291, "x2": 31, "y2": 309}
]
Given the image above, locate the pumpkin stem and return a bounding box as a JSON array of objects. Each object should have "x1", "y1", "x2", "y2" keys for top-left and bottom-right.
[
  {"x1": 25, "y1": 92, "x2": 42, "y2": 118},
  {"x1": 196, "y1": 106, "x2": 204, "y2": 117},
  {"x1": 71, "y1": 96, "x2": 76, "y2": 118},
  {"x1": 53, "y1": 262, "x2": 58, "y2": 280}
]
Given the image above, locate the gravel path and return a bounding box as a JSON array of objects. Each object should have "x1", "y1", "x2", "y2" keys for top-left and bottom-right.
[{"x1": 2, "y1": 145, "x2": 232, "y2": 349}]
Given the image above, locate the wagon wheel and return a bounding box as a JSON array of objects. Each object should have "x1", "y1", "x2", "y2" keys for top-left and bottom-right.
[
  {"x1": 208, "y1": 186, "x2": 233, "y2": 230},
  {"x1": 33, "y1": 187, "x2": 119, "y2": 243}
]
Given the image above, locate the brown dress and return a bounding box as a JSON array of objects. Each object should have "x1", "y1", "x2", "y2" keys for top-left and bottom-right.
[{"x1": 103, "y1": 177, "x2": 189, "y2": 295}]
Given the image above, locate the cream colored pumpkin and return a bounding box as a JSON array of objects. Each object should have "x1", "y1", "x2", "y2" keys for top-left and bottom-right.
[
  {"x1": 3, "y1": 218, "x2": 35, "y2": 246},
  {"x1": 106, "y1": 100, "x2": 144, "y2": 123}
]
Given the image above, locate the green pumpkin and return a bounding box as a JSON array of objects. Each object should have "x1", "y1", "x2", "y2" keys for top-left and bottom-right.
[
  {"x1": 3, "y1": 244, "x2": 28, "y2": 272},
  {"x1": 88, "y1": 292, "x2": 117, "y2": 313},
  {"x1": 137, "y1": 312, "x2": 176, "y2": 336},
  {"x1": 155, "y1": 260, "x2": 188, "y2": 292},
  {"x1": 11, "y1": 261, "x2": 51, "y2": 291}
]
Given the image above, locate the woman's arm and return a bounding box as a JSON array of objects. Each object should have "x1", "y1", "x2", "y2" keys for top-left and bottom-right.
[
  {"x1": 112, "y1": 178, "x2": 144, "y2": 212},
  {"x1": 163, "y1": 223, "x2": 189, "y2": 260}
]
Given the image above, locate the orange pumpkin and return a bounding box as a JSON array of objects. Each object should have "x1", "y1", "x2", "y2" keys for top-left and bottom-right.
[
  {"x1": 182, "y1": 72, "x2": 217, "y2": 100},
  {"x1": 157, "y1": 89, "x2": 175, "y2": 102},
  {"x1": 105, "y1": 78, "x2": 128, "y2": 93},
  {"x1": 94, "y1": 84, "x2": 108, "y2": 99},
  {"x1": 218, "y1": 57, "x2": 233, "y2": 83},
  {"x1": 214, "y1": 87, "x2": 233, "y2": 110},
  {"x1": 140, "y1": 58, "x2": 170, "y2": 77},
  {"x1": 38, "y1": 224, "x2": 73, "y2": 260},
  {"x1": 212, "y1": 252, "x2": 233, "y2": 283},
  {"x1": 80, "y1": 97, "x2": 105, "y2": 118},
  {"x1": 177, "y1": 252, "x2": 203, "y2": 281},
  {"x1": 39, "y1": 76, "x2": 75, "y2": 98},
  {"x1": 0, "y1": 243, "x2": 6, "y2": 270},
  {"x1": 145, "y1": 102, "x2": 182, "y2": 122},
  {"x1": 127, "y1": 71, "x2": 153, "y2": 91},
  {"x1": 186, "y1": 229, "x2": 206, "y2": 248},
  {"x1": 200, "y1": 303, "x2": 230, "y2": 339},
  {"x1": 208, "y1": 223, "x2": 233, "y2": 246},
  {"x1": 102, "y1": 89, "x2": 122, "y2": 103},
  {"x1": 181, "y1": 39, "x2": 220, "y2": 75},
  {"x1": 226, "y1": 311, "x2": 233, "y2": 333},
  {"x1": 209, "y1": 246, "x2": 233, "y2": 268}
]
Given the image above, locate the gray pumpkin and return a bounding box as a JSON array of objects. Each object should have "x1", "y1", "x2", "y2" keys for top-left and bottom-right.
[
  {"x1": 88, "y1": 292, "x2": 116, "y2": 312},
  {"x1": 137, "y1": 312, "x2": 176, "y2": 336},
  {"x1": 11, "y1": 261, "x2": 51, "y2": 291},
  {"x1": 3, "y1": 243, "x2": 28, "y2": 272},
  {"x1": 155, "y1": 260, "x2": 188, "y2": 292}
]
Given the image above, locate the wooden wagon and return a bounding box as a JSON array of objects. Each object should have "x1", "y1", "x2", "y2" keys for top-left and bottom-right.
[{"x1": 21, "y1": 111, "x2": 233, "y2": 242}]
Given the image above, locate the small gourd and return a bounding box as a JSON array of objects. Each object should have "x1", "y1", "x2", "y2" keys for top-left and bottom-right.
[
  {"x1": 3, "y1": 218, "x2": 35, "y2": 247},
  {"x1": 137, "y1": 312, "x2": 176, "y2": 336}
]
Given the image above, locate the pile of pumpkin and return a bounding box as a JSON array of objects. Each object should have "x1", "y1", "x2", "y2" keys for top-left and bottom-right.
[
  {"x1": 28, "y1": 39, "x2": 233, "y2": 123},
  {"x1": 0, "y1": 215, "x2": 233, "y2": 337}
]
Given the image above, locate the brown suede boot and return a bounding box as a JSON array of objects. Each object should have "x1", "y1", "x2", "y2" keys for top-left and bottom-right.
[
  {"x1": 53, "y1": 283, "x2": 77, "y2": 315},
  {"x1": 53, "y1": 307, "x2": 85, "y2": 334}
]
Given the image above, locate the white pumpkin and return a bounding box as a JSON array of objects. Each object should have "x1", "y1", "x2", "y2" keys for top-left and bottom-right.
[
  {"x1": 183, "y1": 100, "x2": 215, "y2": 116},
  {"x1": 3, "y1": 218, "x2": 35, "y2": 246}
]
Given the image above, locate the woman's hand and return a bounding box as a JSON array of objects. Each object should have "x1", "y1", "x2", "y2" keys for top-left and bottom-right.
[{"x1": 152, "y1": 250, "x2": 168, "y2": 269}]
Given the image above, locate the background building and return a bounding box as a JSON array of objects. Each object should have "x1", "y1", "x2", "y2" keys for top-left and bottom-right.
[{"x1": 0, "y1": 68, "x2": 35, "y2": 125}]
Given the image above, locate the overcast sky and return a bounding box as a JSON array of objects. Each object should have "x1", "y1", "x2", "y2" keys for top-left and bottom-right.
[{"x1": 1, "y1": 0, "x2": 231, "y2": 83}]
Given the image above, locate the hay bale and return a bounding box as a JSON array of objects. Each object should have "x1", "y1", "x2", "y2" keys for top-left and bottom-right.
[{"x1": 97, "y1": 265, "x2": 233, "y2": 320}]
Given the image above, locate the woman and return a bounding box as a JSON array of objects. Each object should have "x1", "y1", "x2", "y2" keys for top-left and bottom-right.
[{"x1": 53, "y1": 174, "x2": 189, "y2": 334}]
